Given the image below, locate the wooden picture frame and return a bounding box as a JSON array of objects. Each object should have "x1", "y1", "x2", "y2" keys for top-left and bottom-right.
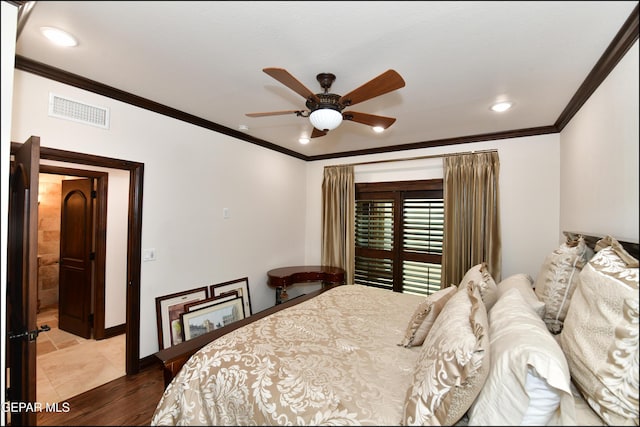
[
  {"x1": 184, "y1": 290, "x2": 239, "y2": 312},
  {"x1": 155, "y1": 287, "x2": 208, "y2": 349},
  {"x1": 210, "y1": 277, "x2": 252, "y2": 316},
  {"x1": 181, "y1": 296, "x2": 245, "y2": 341}
]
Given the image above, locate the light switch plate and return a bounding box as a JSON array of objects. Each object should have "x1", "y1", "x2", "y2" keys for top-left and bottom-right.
[{"x1": 143, "y1": 248, "x2": 156, "y2": 261}]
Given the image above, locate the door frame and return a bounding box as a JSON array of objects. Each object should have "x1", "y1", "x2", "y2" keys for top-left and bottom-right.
[
  {"x1": 11, "y1": 142, "x2": 144, "y2": 375},
  {"x1": 40, "y1": 166, "x2": 108, "y2": 339}
]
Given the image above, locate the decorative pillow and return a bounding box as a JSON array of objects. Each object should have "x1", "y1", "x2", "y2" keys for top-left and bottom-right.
[
  {"x1": 399, "y1": 285, "x2": 457, "y2": 347},
  {"x1": 459, "y1": 262, "x2": 498, "y2": 311},
  {"x1": 467, "y1": 288, "x2": 576, "y2": 425},
  {"x1": 534, "y1": 235, "x2": 594, "y2": 333},
  {"x1": 595, "y1": 235, "x2": 639, "y2": 267},
  {"x1": 402, "y1": 282, "x2": 489, "y2": 426},
  {"x1": 559, "y1": 238, "x2": 639, "y2": 426},
  {"x1": 497, "y1": 273, "x2": 545, "y2": 318}
]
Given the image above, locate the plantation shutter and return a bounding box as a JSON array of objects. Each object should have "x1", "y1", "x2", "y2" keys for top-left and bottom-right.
[
  {"x1": 402, "y1": 197, "x2": 444, "y2": 296},
  {"x1": 354, "y1": 181, "x2": 444, "y2": 295},
  {"x1": 354, "y1": 199, "x2": 394, "y2": 290}
]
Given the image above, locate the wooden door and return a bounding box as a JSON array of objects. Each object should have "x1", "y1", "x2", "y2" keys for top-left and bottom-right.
[
  {"x1": 7, "y1": 136, "x2": 40, "y2": 426},
  {"x1": 58, "y1": 178, "x2": 94, "y2": 339}
]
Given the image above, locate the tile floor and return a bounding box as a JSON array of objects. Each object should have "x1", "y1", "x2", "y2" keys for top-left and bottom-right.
[{"x1": 36, "y1": 306, "x2": 126, "y2": 404}]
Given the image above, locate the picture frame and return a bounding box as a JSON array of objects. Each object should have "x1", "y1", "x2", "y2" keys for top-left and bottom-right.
[
  {"x1": 210, "y1": 277, "x2": 252, "y2": 316},
  {"x1": 184, "y1": 290, "x2": 239, "y2": 313},
  {"x1": 181, "y1": 296, "x2": 245, "y2": 341},
  {"x1": 155, "y1": 286, "x2": 209, "y2": 349}
]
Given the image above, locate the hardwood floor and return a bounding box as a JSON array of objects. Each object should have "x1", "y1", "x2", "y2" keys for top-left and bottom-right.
[{"x1": 37, "y1": 362, "x2": 165, "y2": 426}]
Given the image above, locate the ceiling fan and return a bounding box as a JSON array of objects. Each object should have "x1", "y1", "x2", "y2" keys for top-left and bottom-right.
[{"x1": 246, "y1": 68, "x2": 406, "y2": 138}]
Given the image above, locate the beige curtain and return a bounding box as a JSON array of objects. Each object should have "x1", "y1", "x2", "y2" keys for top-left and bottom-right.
[
  {"x1": 441, "y1": 151, "x2": 502, "y2": 288},
  {"x1": 321, "y1": 165, "x2": 355, "y2": 285}
]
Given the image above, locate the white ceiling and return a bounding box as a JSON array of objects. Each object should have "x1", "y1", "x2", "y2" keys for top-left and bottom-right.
[{"x1": 14, "y1": 1, "x2": 639, "y2": 159}]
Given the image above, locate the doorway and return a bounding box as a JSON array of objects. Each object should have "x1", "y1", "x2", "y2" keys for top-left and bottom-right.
[
  {"x1": 9, "y1": 141, "x2": 144, "y2": 379},
  {"x1": 8, "y1": 140, "x2": 143, "y2": 425},
  {"x1": 36, "y1": 168, "x2": 130, "y2": 405},
  {"x1": 37, "y1": 167, "x2": 111, "y2": 341}
]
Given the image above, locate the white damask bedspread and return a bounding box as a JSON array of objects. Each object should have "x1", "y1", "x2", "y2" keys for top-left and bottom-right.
[{"x1": 151, "y1": 285, "x2": 424, "y2": 426}]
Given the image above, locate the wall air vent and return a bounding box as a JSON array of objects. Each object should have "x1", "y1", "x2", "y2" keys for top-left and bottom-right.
[{"x1": 48, "y1": 93, "x2": 110, "y2": 129}]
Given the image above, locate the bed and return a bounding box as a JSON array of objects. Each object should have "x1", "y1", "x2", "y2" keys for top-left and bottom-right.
[{"x1": 151, "y1": 232, "x2": 639, "y2": 426}]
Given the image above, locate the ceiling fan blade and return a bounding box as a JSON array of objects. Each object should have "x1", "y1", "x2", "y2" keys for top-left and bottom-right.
[
  {"x1": 311, "y1": 128, "x2": 327, "y2": 138},
  {"x1": 343, "y1": 111, "x2": 397, "y2": 129},
  {"x1": 339, "y1": 70, "x2": 405, "y2": 107},
  {"x1": 245, "y1": 110, "x2": 304, "y2": 118},
  {"x1": 263, "y1": 68, "x2": 320, "y2": 103}
]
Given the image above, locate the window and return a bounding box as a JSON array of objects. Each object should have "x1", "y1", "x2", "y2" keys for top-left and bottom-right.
[{"x1": 355, "y1": 180, "x2": 443, "y2": 296}]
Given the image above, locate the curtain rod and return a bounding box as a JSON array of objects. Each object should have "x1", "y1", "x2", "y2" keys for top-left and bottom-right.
[{"x1": 327, "y1": 148, "x2": 498, "y2": 168}]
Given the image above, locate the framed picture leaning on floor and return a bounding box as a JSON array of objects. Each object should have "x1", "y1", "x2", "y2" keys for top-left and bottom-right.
[
  {"x1": 210, "y1": 277, "x2": 252, "y2": 316},
  {"x1": 155, "y1": 286, "x2": 208, "y2": 349},
  {"x1": 181, "y1": 296, "x2": 245, "y2": 341}
]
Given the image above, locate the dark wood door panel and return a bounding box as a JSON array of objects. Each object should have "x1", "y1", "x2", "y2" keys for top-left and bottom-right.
[
  {"x1": 58, "y1": 178, "x2": 93, "y2": 339},
  {"x1": 7, "y1": 136, "x2": 40, "y2": 426}
]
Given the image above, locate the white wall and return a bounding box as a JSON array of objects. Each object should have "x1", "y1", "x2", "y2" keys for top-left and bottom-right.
[
  {"x1": 10, "y1": 71, "x2": 308, "y2": 358},
  {"x1": 560, "y1": 40, "x2": 639, "y2": 242},
  {"x1": 1, "y1": 1, "x2": 18, "y2": 420},
  {"x1": 304, "y1": 135, "x2": 561, "y2": 284}
]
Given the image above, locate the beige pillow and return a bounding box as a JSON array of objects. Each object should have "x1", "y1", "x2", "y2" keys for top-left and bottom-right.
[
  {"x1": 595, "y1": 235, "x2": 640, "y2": 267},
  {"x1": 459, "y1": 262, "x2": 498, "y2": 311},
  {"x1": 402, "y1": 282, "x2": 489, "y2": 425},
  {"x1": 399, "y1": 286, "x2": 457, "y2": 347},
  {"x1": 534, "y1": 235, "x2": 594, "y2": 333},
  {"x1": 559, "y1": 239, "x2": 639, "y2": 426},
  {"x1": 497, "y1": 273, "x2": 545, "y2": 318},
  {"x1": 467, "y1": 288, "x2": 576, "y2": 425}
]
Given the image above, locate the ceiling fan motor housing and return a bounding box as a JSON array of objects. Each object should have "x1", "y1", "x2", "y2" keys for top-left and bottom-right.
[
  {"x1": 306, "y1": 72, "x2": 344, "y2": 113},
  {"x1": 306, "y1": 93, "x2": 343, "y2": 113}
]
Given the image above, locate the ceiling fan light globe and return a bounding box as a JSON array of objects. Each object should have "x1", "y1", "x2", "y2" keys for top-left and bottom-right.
[{"x1": 309, "y1": 108, "x2": 343, "y2": 131}]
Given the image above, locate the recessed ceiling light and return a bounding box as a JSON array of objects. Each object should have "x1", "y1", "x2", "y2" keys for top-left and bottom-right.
[
  {"x1": 299, "y1": 137, "x2": 310, "y2": 145},
  {"x1": 239, "y1": 124, "x2": 249, "y2": 131},
  {"x1": 490, "y1": 101, "x2": 513, "y2": 113},
  {"x1": 372, "y1": 126, "x2": 385, "y2": 133},
  {"x1": 40, "y1": 26, "x2": 78, "y2": 47}
]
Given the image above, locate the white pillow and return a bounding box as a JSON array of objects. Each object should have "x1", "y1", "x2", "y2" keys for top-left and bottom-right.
[
  {"x1": 497, "y1": 273, "x2": 545, "y2": 318},
  {"x1": 467, "y1": 288, "x2": 576, "y2": 426},
  {"x1": 522, "y1": 367, "x2": 561, "y2": 425}
]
